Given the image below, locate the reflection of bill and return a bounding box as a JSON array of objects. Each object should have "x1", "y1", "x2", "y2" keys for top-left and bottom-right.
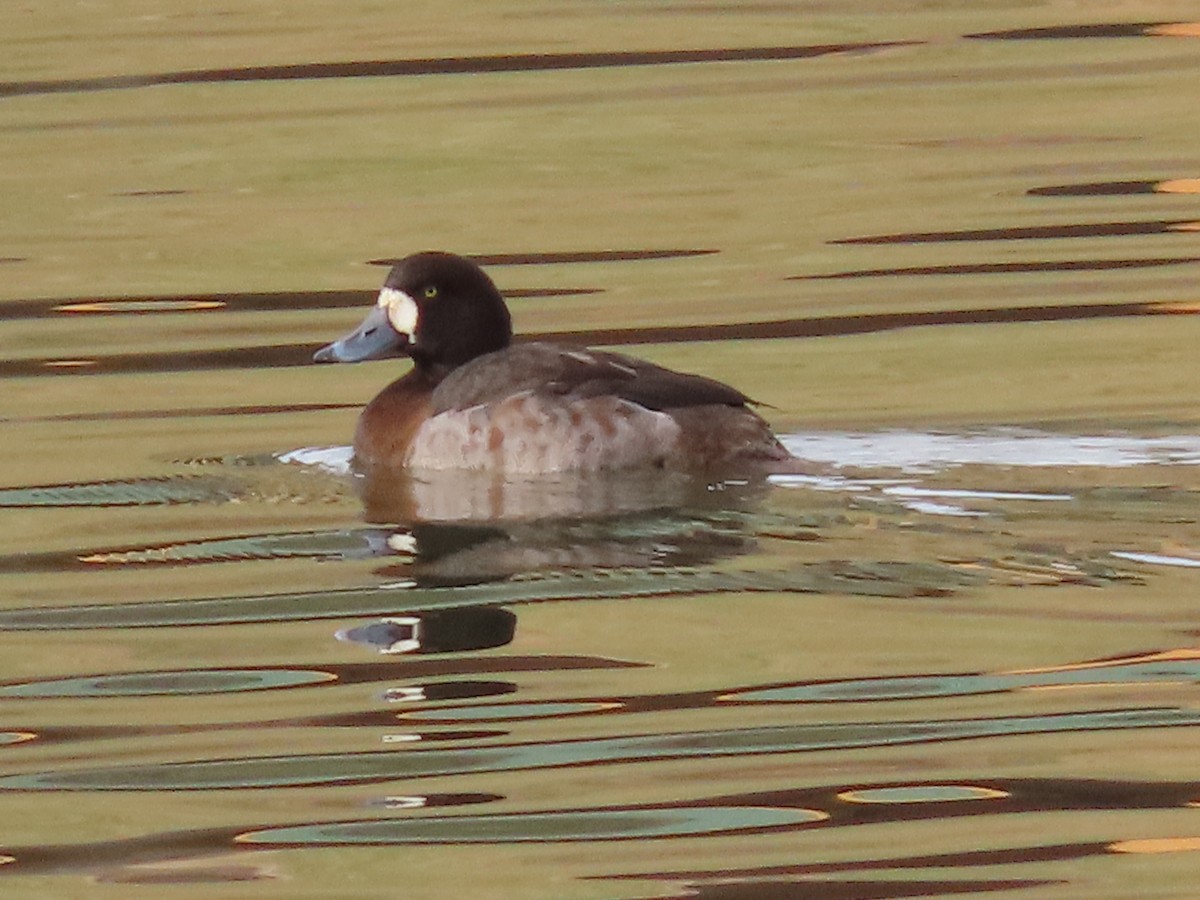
[{"x1": 336, "y1": 608, "x2": 516, "y2": 655}]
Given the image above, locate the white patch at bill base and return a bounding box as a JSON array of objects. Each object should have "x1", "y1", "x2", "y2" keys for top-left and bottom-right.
[{"x1": 378, "y1": 287, "x2": 419, "y2": 338}]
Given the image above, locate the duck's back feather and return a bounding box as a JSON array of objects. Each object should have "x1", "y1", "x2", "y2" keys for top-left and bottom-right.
[
  {"x1": 430, "y1": 342, "x2": 752, "y2": 415},
  {"x1": 393, "y1": 343, "x2": 789, "y2": 473}
]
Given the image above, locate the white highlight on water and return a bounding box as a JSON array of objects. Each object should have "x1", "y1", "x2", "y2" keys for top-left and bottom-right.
[
  {"x1": 278, "y1": 431, "x2": 1200, "y2": 522},
  {"x1": 772, "y1": 429, "x2": 1200, "y2": 518},
  {"x1": 1110, "y1": 551, "x2": 1200, "y2": 569},
  {"x1": 277, "y1": 445, "x2": 354, "y2": 475},
  {"x1": 780, "y1": 430, "x2": 1200, "y2": 473}
]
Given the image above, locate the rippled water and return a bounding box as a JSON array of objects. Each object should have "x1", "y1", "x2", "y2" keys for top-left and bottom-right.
[{"x1": 3, "y1": 3, "x2": 1200, "y2": 898}]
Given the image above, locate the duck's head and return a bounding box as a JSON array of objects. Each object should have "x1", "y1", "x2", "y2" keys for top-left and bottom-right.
[{"x1": 314, "y1": 252, "x2": 513, "y2": 376}]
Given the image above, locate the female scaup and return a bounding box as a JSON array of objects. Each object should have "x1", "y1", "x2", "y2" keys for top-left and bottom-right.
[{"x1": 314, "y1": 252, "x2": 793, "y2": 473}]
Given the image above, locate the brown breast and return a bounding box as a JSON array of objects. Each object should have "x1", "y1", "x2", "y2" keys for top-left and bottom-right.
[{"x1": 353, "y1": 370, "x2": 434, "y2": 469}]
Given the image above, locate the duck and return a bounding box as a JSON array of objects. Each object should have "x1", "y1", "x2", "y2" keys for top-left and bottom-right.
[{"x1": 314, "y1": 251, "x2": 794, "y2": 474}]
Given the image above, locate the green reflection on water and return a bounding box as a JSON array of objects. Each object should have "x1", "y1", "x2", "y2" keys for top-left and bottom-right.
[
  {"x1": 0, "y1": 668, "x2": 335, "y2": 699},
  {"x1": 2, "y1": 707, "x2": 1196, "y2": 791},
  {"x1": 238, "y1": 805, "x2": 825, "y2": 845},
  {"x1": 732, "y1": 659, "x2": 1200, "y2": 703},
  {"x1": 0, "y1": 563, "x2": 978, "y2": 631}
]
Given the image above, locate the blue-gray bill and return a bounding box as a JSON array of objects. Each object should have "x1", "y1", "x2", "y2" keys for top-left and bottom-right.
[{"x1": 313, "y1": 306, "x2": 406, "y2": 363}]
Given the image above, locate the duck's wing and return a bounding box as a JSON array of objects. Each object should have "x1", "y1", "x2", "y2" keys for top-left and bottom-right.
[
  {"x1": 591, "y1": 352, "x2": 753, "y2": 411},
  {"x1": 430, "y1": 342, "x2": 753, "y2": 414}
]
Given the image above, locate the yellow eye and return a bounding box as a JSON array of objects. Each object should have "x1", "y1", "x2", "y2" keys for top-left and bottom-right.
[{"x1": 423, "y1": 285, "x2": 438, "y2": 299}]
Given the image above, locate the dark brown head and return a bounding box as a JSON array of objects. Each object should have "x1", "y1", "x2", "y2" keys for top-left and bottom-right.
[{"x1": 314, "y1": 252, "x2": 513, "y2": 377}]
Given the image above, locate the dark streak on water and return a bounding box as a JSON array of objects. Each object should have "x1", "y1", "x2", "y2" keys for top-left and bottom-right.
[
  {"x1": 0, "y1": 249, "x2": 716, "y2": 322},
  {"x1": 111, "y1": 189, "x2": 193, "y2": 198},
  {"x1": 966, "y1": 22, "x2": 1169, "y2": 40},
  {"x1": 19, "y1": 724, "x2": 507, "y2": 750},
  {"x1": 795, "y1": 256, "x2": 1200, "y2": 279},
  {"x1": 832, "y1": 219, "x2": 1196, "y2": 244},
  {"x1": 0, "y1": 287, "x2": 598, "y2": 321},
  {"x1": 374, "y1": 249, "x2": 720, "y2": 266},
  {"x1": 1, "y1": 402, "x2": 359, "y2": 426},
  {"x1": 2, "y1": 300, "x2": 1192, "y2": 379},
  {"x1": 14, "y1": 715, "x2": 510, "y2": 750},
  {"x1": 0, "y1": 42, "x2": 911, "y2": 99},
  {"x1": 673, "y1": 879, "x2": 1054, "y2": 900},
  {"x1": 1026, "y1": 180, "x2": 1160, "y2": 196}
]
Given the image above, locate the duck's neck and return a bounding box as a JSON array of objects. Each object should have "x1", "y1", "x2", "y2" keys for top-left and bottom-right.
[{"x1": 409, "y1": 353, "x2": 458, "y2": 387}]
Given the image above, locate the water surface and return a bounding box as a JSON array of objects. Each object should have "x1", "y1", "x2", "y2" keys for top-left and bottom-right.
[{"x1": 2, "y1": 2, "x2": 1200, "y2": 898}]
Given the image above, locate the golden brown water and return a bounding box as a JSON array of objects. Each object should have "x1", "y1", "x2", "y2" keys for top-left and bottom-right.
[{"x1": 2, "y1": 2, "x2": 1200, "y2": 897}]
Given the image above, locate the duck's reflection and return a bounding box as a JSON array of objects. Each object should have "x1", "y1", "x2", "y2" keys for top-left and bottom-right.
[
  {"x1": 356, "y1": 465, "x2": 772, "y2": 586},
  {"x1": 335, "y1": 607, "x2": 517, "y2": 655},
  {"x1": 334, "y1": 466, "x2": 776, "y2": 656}
]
